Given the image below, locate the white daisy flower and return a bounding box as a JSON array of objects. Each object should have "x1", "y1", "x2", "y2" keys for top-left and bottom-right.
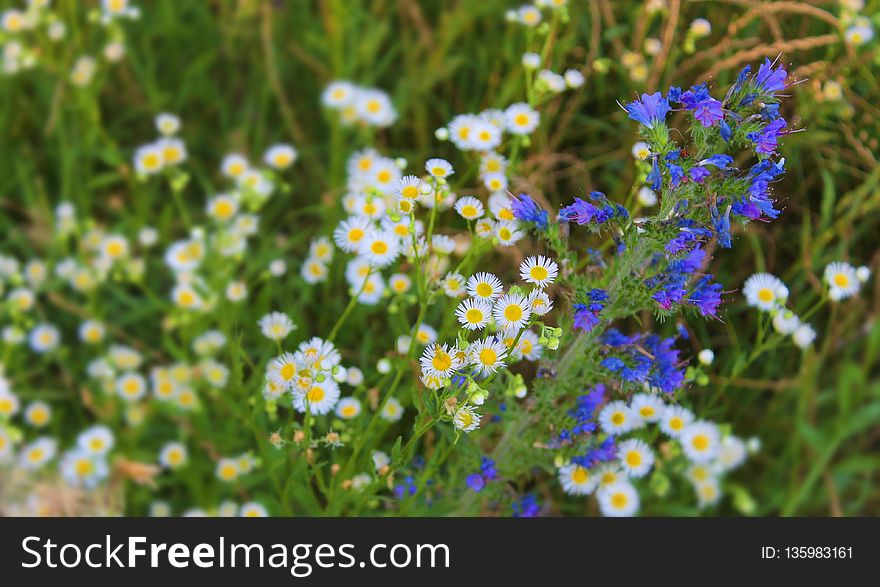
[
  {"x1": 659, "y1": 404, "x2": 694, "y2": 439},
  {"x1": 78, "y1": 425, "x2": 114, "y2": 456},
  {"x1": 856, "y1": 265, "x2": 871, "y2": 283},
  {"x1": 447, "y1": 114, "x2": 478, "y2": 150},
  {"x1": 455, "y1": 196, "x2": 485, "y2": 220},
  {"x1": 467, "y1": 272, "x2": 503, "y2": 300},
  {"x1": 558, "y1": 463, "x2": 598, "y2": 495},
  {"x1": 695, "y1": 478, "x2": 722, "y2": 508},
  {"x1": 517, "y1": 5, "x2": 542, "y2": 26},
  {"x1": 598, "y1": 481, "x2": 639, "y2": 517},
  {"x1": 617, "y1": 438, "x2": 654, "y2": 478},
  {"x1": 716, "y1": 435, "x2": 748, "y2": 472},
  {"x1": 419, "y1": 343, "x2": 462, "y2": 379},
  {"x1": 134, "y1": 143, "x2": 164, "y2": 175},
  {"x1": 598, "y1": 400, "x2": 636, "y2": 435},
  {"x1": 335, "y1": 397, "x2": 362, "y2": 420},
  {"x1": 159, "y1": 442, "x2": 188, "y2": 469},
  {"x1": 380, "y1": 397, "x2": 404, "y2": 422},
  {"x1": 431, "y1": 234, "x2": 456, "y2": 255},
  {"x1": 29, "y1": 323, "x2": 60, "y2": 353},
  {"x1": 207, "y1": 193, "x2": 239, "y2": 222},
  {"x1": 333, "y1": 216, "x2": 372, "y2": 253},
  {"x1": 389, "y1": 273, "x2": 412, "y2": 295},
  {"x1": 116, "y1": 372, "x2": 147, "y2": 402},
  {"x1": 267, "y1": 352, "x2": 299, "y2": 389},
  {"x1": 415, "y1": 324, "x2": 438, "y2": 345},
  {"x1": 264, "y1": 144, "x2": 297, "y2": 169},
  {"x1": 824, "y1": 261, "x2": 860, "y2": 300},
  {"x1": 681, "y1": 420, "x2": 721, "y2": 463},
  {"x1": 630, "y1": 393, "x2": 663, "y2": 423},
  {"x1": 772, "y1": 310, "x2": 800, "y2": 335},
  {"x1": 359, "y1": 230, "x2": 400, "y2": 268},
  {"x1": 155, "y1": 113, "x2": 180, "y2": 136},
  {"x1": 157, "y1": 137, "x2": 187, "y2": 166},
  {"x1": 322, "y1": 80, "x2": 356, "y2": 108},
  {"x1": 292, "y1": 379, "x2": 341, "y2": 415},
  {"x1": 0, "y1": 390, "x2": 20, "y2": 418},
  {"x1": 441, "y1": 272, "x2": 467, "y2": 297},
  {"x1": 221, "y1": 153, "x2": 249, "y2": 178},
  {"x1": 24, "y1": 401, "x2": 51, "y2": 428},
  {"x1": 455, "y1": 298, "x2": 492, "y2": 330},
  {"x1": 512, "y1": 329, "x2": 543, "y2": 361},
  {"x1": 564, "y1": 68, "x2": 585, "y2": 88},
  {"x1": 480, "y1": 152, "x2": 508, "y2": 176},
  {"x1": 258, "y1": 312, "x2": 295, "y2": 341},
  {"x1": 470, "y1": 120, "x2": 502, "y2": 151},
  {"x1": 504, "y1": 102, "x2": 540, "y2": 135},
  {"x1": 494, "y1": 220, "x2": 524, "y2": 246},
  {"x1": 468, "y1": 337, "x2": 508, "y2": 376},
  {"x1": 526, "y1": 290, "x2": 553, "y2": 316},
  {"x1": 301, "y1": 257, "x2": 329, "y2": 284},
  {"x1": 19, "y1": 437, "x2": 57, "y2": 471},
  {"x1": 60, "y1": 449, "x2": 108, "y2": 489},
  {"x1": 743, "y1": 272, "x2": 787, "y2": 311},
  {"x1": 453, "y1": 405, "x2": 481, "y2": 433},
  {"x1": 631, "y1": 141, "x2": 651, "y2": 160},
  {"x1": 474, "y1": 218, "x2": 496, "y2": 239},
  {"x1": 493, "y1": 293, "x2": 532, "y2": 330},
  {"x1": 425, "y1": 158, "x2": 454, "y2": 179},
  {"x1": 240, "y1": 502, "x2": 269, "y2": 517},
  {"x1": 792, "y1": 323, "x2": 816, "y2": 349},
  {"x1": 519, "y1": 255, "x2": 559, "y2": 288}
]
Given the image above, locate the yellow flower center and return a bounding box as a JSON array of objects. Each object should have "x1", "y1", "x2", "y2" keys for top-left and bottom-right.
[
  {"x1": 371, "y1": 241, "x2": 388, "y2": 255},
  {"x1": 348, "y1": 228, "x2": 365, "y2": 242},
  {"x1": 611, "y1": 492, "x2": 628, "y2": 509},
  {"x1": 431, "y1": 166, "x2": 446, "y2": 176},
  {"x1": 461, "y1": 205, "x2": 478, "y2": 217},
  {"x1": 466, "y1": 308, "x2": 484, "y2": 324},
  {"x1": 626, "y1": 451, "x2": 642, "y2": 467},
  {"x1": 639, "y1": 406, "x2": 655, "y2": 418},
  {"x1": 504, "y1": 304, "x2": 523, "y2": 323},
  {"x1": 341, "y1": 405, "x2": 357, "y2": 417},
  {"x1": 514, "y1": 113, "x2": 530, "y2": 126},
  {"x1": 280, "y1": 363, "x2": 296, "y2": 380},
  {"x1": 479, "y1": 348, "x2": 497, "y2": 365},
  {"x1": 611, "y1": 412, "x2": 625, "y2": 426},
  {"x1": 307, "y1": 386, "x2": 325, "y2": 403},
  {"x1": 498, "y1": 208, "x2": 514, "y2": 220},
  {"x1": 833, "y1": 273, "x2": 849, "y2": 288},
  {"x1": 376, "y1": 170, "x2": 391, "y2": 183},
  {"x1": 669, "y1": 416, "x2": 683, "y2": 430},
  {"x1": 572, "y1": 467, "x2": 588, "y2": 484},
  {"x1": 401, "y1": 185, "x2": 419, "y2": 199},
  {"x1": 692, "y1": 434, "x2": 709, "y2": 451},
  {"x1": 757, "y1": 288, "x2": 774, "y2": 303},
  {"x1": 214, "y1": 200, "x2": 234, "y2": 219},
  {"x1": 530, "y1": 266, "x2": 548, "y2": 281},
  {"x1": 475, "y1": 283, "x2": 493, "y2": 297},
  {"x1": 431, "y1": 349, "x2": 452, "y2": 372},
  {"x1": 75, "y1": 459, "x2": 94, "y2": 476}
]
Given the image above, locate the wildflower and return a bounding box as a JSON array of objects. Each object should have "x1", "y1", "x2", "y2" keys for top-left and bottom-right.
[
  {"x1": 598, "y1": 400, "x2": 636, "y2": 435},
  {"x1": 78, "y1": 425, "x2": 115, "y2": 456},
  {"x1": 24, "y1": 401, "x2": 51, "y2": 428},
  {"x1": 559, "y1": 463, "x2": 598, "y2": 495},
  {"x1": 155, "y1": 113, "x2": 180, "y2": 136},
  {"x1": 215, "y1": 458, "x2": 239, "y2": 482},
  {"x1": 0, "y1": 389, "x2": 20, "y2": 418},
  {"x1": 504, "y1": 103, "x2": 540, "y2": 135},
  {"x1": 380, "y1": 397, "x2": 404, "y2": 422},
  {"x1": 680, "y1": 421, "x2": 721, "y2": 463},
  {"x1": 425, "y1": 158, "x2": 454, "y2": 179},
  {"x1": 335, "y1": 397, "x2": 362, "y2": 420},
  {"x1": 558, "y1": 192, "x2": 618, "y2": 226},
  {"x1": 660, "y1": 404, "x2": 694, "y2": 439},
  {"x1": 572, "y1": 289, "x2": 608, "y2": 332},
  {"x1": 258, "y1": 312, "x2": 295, "y2": 341},
  {"x1": 564, "y1": 69, "x2": 585, "y2": 89},
  {"x1": 293, "y1": 379, "x2": 341, "y2": 415},
  {"x1": 264, "y1": 144, "x2": 297, "y2": 169},
  {"x1": 469, "y1": 337, "x2": 508, "y2": 376},
  {"x1": 451, "y1": 197, "x2": 483, "y2": 222},
  {"x1": 159, "y1": 442, "x2": 188, "y2": 469},
  {"x1": 517, "y1": 4, "x2": 542, "y2": 26},
  {"x1": 359, "y1": 230, "x2": 400, "y2": 268},
  {"x1": 519, "y1": 255, "x2": 558, "y2": 288},
  {"x1": 467, "y1": 272, "x2": 503, "y2": 300},
  {"x1": 743, "y1": 273, "x2": 787, "y2": 311},
  {"x1": 747, "y1": 118, "x2": 787, "y2": 154},
  {"x1": 697, "y1": 349, "x2": 715, "y2": 365},
  {"x1": 510, "y1": 194, "x2": 549, "y2": 230},
  {"x1": 420, "y1": 343, "x2": 462, "y2": 379},
  {"x1": 624, "y1": 92, "x2": 670, "y2": 128},
  {"x1": 631, "y1": 393, "x2": 663, "y2": 423},
  {"x1": 29, "y1": 323, "x2": 60, "y2": 353},
  {"x1": 792, "y1": 324, "x2": 816, "y2": 349},
  {"x1": 617, "y1": 438, "x2": 654, "y2": 478},
  {"x1": 597, "y1": 481, "x2": 639, "y2": 517},
  {"x1": 453, "y1": 405, "x2": 481, "y2": 433},
  {"x1": 19, "y1": 437, "x2": 57, "y2": 471},
  {"x1": 134, "y1": 144, "x2": 164, "y2": 175},
  {"x1": 493, "y1": 293, "x2": 532, "y2": 330},
  {"x1": 61, "y1": 449, "x2": 109, "y2": 489},
  {"x1": 824, "y1": 261, "x2": 860, "y2": 300},
  {"x1": 716, "y1": 435, "x2": 748, "y2": 472},
  {"x1": 455, "y1": 298, "x2": 492, "y2": 330}
]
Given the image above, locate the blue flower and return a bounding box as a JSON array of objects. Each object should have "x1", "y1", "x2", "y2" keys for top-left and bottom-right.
[
  {"x1": 689, "y1": 166, "x2": 711, "y2": 183},
  {"x1": 573, "y1": 289, "x2": 608, "y2": 332},
  {"x1": 754, "y1": 57, "x2": 787, "y2": 94},
  {"x1": 712, "y1": 204, "x2": 732, "y2": 248},
  {"x1": 693, "y1": 98, "x2": 724, "y2": 127},
  {"x1": 747, "y1": 118, "x2": 787, "y2": 154},
  {"x1": 465, "y1": 473, "x2": 485, "y2": 492},
  {"x1": 699, "y1": 154, "x2": 734, "y2": 169},
  {"x1": 558, "y1": 192, "x2": 619, "y2": 226},
  {"x1": 647, "y1": 157, "x2": 662, "y2": 191},
  {"x1": 686, "y1": 275, "x2": 723, "y2": 318},
  {"x1": 511, "y1": 193, "x2": 549, "y2": 230},
  {"x1": 668, "y1": 163, "x2": 684, "y2": 187},
  {"x1": 667, "y1": 86, "x2": 682, "y2": 103},
  {"x1": 625, "y1": 92, "x2": 670, "y2": 128},
  {"x1": 511, "y1": 494, "x2": 541, "y2": 517},
  {"x1": 720, "y1": 119, "x2": 733, "y2": 142},
  {"x1": 572, "y1": 438, "x2": 616, "y2": 468}
]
